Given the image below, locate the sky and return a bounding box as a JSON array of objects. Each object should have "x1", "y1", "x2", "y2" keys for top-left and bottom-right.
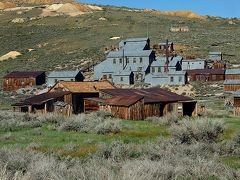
[{"x1": 78, "y1": 0, "x2": 240, "y2": 18}]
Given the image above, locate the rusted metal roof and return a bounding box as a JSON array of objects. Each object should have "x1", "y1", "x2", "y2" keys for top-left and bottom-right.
[
  {"x1": 12, "y1": 91, "x2": 71, "y2": 106},
  {"x1": 50, "y1": 80, "x2": 115, "y2": 93},
  {"x1": 4, "y1": 71, "x2": 45, "y2": 78},
  {"x1": 100, "y1": 87, "x2": 193, "y2": 103},
  {"x1": 105, "y1": 95, "x2": 144, "y2": 107},
  {"x1": 187, "y1": 69, "x2": 225, "y2": 75}
]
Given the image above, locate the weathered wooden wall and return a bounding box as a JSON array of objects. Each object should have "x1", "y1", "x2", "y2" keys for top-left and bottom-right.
[
  {"x1": 3, "y1": 77, "x2": 36, "y2": 91},
  {"x1": 234, "y1": 97, "x2": 240, "y2": 116},
  {"x1": 225, "y1": 74, "x2": 240, "y2": 80},
  {"x1": 100, "y1": 99, "x2": 144, "y2": 120},
  {"x1": 84, "y1": 99, "x2": 100, "y2": 113},
  {"x1": 224, "y1": 85, "x2": 240, "y2": 92}
]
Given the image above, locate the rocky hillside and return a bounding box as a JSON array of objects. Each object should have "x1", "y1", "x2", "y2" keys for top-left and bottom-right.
[{"x1": 1, "y1": 0, "x2": 74, "y2": 4}]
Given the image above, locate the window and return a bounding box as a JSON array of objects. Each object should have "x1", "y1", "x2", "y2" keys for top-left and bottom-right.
[
  {"x1": 120, "y1": 77, "x2": 124, "y2": 81},
  {"x1": 152, "y1": 67, "x2": 155, "y2": 73},
  {"x1": 113, "y1": 59, "x2": 116, "y2": 64},
  {"x1": 127, "y1": 58, "x2": 130, "y2": 63},
  {"x1": 138, "y1": 67, "x2": 142, "y2": 71},
  {"x1": 140, "y1": 57, "x2": 143, "y2": 63},
  {"x1": 54, "y1": 79, "x2": 58, "y2": 83},
  {"x1": 170, "y1": 77, "x2": 174, "y2": 82},
  {"x1": 6, "y1": 80, "x2": 9, "y2": 85},
  {"x1": 119, "y1": 58, "x2": 122, "y2": 64},
  {"x1": 70, "y1": 79, "x2": 74, "y2": 81},
  {"x1": 179, "y1": 76, "x2": 182, "y2": 82},
  {"x1": 109, "y1": 74, "x2": 112, "y2": 79},
  {"x1": 158, "y1": 67, "x2": 161, "y2": 72},
  {"x1": 133, "y1": 58, "x2": 136, "y2": 63}
]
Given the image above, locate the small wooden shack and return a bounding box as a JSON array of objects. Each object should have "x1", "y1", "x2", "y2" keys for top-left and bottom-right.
[
  {"x1": 233, "y1": 92, "x2": 240, "y2": 116},
  {"x1": 186, "y1": 69, "x2": 225, "y2": 82},
  {"x1": 12, "y1": 91, "x2": 72, "y2": 116},
  {"x1": 224, "y1": 69, "x2": 240, "y2": 92},
  {"x1": 101, "y1": 95, "x2": 144, "y2": 120},
  {"x1": 3, "y1": 71, "x2": 46, "y2": 91}
]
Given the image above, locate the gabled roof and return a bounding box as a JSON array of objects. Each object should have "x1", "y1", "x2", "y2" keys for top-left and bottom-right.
[
  {"x1": 48, "y1": 70, "x2": 81, "y2": 78},
  {"x1": 50, "y1": 81, "x2": 115, "y2": 93},
  {"x1": 224, "y1": 80, "x2": 240, "y2": 85},
  {"x1": 100, "y1": 87, "x2": 193, "y2": 104},
  {"x1": 105, "y1": 95, "x2": 144, "y2": 107},
  {"x1": 12, "y1": 91, "x2": 71, "y2": 106},
  {"x1": 225, "y1": 69, "x2": 240, "y2": 75},
  {"x1": 4, "y1": 71, "x2": 45, "y2": 78},
  {"x1": 169, "y1": 56, "x2": 182, "y2": 67}
]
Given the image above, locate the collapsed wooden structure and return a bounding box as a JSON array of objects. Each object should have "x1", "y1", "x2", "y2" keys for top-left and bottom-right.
[
  {"x1": 84, "y1": 88, "x2": 197, "y2": 120},
  {"x1": 12, "y1": 91, "x2": 72, "y2": 116},
  {"x1": 233, "y1": 92, "x2": 240, "y2": 116}
]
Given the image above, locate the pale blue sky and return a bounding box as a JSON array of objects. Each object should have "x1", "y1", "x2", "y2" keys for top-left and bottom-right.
[{"x1": 78, "y1": 0, "x2": 240, "y2": 18}]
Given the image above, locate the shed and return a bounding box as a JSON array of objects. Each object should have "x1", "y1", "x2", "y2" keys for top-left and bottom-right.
[
  {"x1": 47, "y1": 70, "x2": 84, "y2": 87},
  {"x1": 99, "y1": 87, "x2": 197, "y2": 119},
  {"x1": 12, "y1": 91, "x2": 72, "y2": 116},
  {"x1": 49, "y1": 81, "x2": 115, "y2": 114},
  {"x1": 225, "y1": 69, "x2": 240, "y2": 80},
  {"x1": 233, "y1": 92, "x2": 240, "y2": 116},
  {"x1": 101, "y1": 95, "x2": 144, "y2": 120},
  {"x1": 209, "y1": 52, "x2": 222, "y2": 61},
  {"x1": 224, "y1": 80, "x2": 240, "y2": 92},
  {"x1": 3, "y1": 71, "x2": 46, "y2": 91},
  {"x1": 186, "y1": 69, "x2": 225, "y2": 82}
]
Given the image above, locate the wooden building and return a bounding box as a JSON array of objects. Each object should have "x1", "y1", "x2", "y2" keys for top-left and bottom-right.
[
  {"x1": 49, "y1": 81, "x2": 115, "y2": 114},
  {"x1": 101, "y1": 95, "x2": 144, "y2": 120},
  {"x1": 186, "y1": 69, "x2": 225, "y2": 82},
  {"x1": 224, "y1": 69, "x2": 240, "y2": 92},
  {"x1": 12, "y1": 91, "x2": 72, "y2": 116},
  {"x1": 97, "y1": 87, "x2": 197, "y2": 119},
  {"x1": 233, "y1": 92, "x2": 240, "y2": 116},
  {"x1": 212, "y1": 62, "x2": 226, "y2": 70},
  {"x1": 3, "y1": 71, "x2": 46, "y2": 91}
]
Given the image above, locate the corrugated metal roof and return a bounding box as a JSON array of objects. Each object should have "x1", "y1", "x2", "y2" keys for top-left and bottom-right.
[
  {"x1": 100, "y1": 87, "x2": 192, "y2": 103},
  {"x1": 105, "y1": 95, "x2": 144, "y2": 107},
  {"x1": 4, "y1": 71, "x2": 45, "y2": 78},
  {"x1": 51, "y1": 81, "x2": 115, "y2": 93},
  {"x1": 225, "y1": 69, "x2": 240, "y2": 75},
  {"x1": 123, "y1": 41, "x2": 147, "y2": 51},
  {"x1": 169, "y1": 56, "x2": 182, "y2": 67},
  {"x1": 232, "y1": 91, "x2": 240, "y2": 97},
  {"x1": 123, "y1": 37, "x2": 149, "y2": 42},
  {"x1": 48, "y1": 70, "x2": 80, "y2": 78},
  {"x1": 183, "y1": 58, "x2": 206, "y2": 62},
  {"x1": 12, "y1": 91, "x2": 71, "y2": 106},
  {"x1": 107, "y1": 49, "x2": 153, "y2": 58},
  {"x1": 187, "y1": 69, "x2": 225, "y2": 75},
  {"x1": 224, "y1": 80, "x2": 240, "y2": 85}
]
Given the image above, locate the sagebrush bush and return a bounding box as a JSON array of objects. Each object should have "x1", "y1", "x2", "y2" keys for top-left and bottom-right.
[
  {"x1": 57, "y1": 112, "x2": 122, "y2": 134},
  {"x1": 145, "y1": 113, "x2": 179, "y2": 125},
  {"x1": 169, "y1": 118, "x2": 224, "y2": 144}
]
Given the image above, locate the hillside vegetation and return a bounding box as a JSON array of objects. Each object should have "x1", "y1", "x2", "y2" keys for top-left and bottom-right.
[{"x1": 0, "y1": 3, "x2": 239, "y2": 80}]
